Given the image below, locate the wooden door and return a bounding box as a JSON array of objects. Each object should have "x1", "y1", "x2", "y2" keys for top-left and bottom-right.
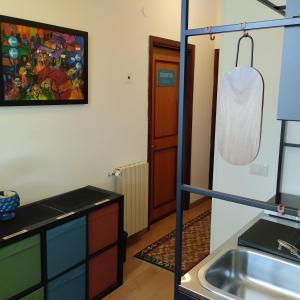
[{"x1": 148, "y1": 37, "x2": 195, "y2": 224}]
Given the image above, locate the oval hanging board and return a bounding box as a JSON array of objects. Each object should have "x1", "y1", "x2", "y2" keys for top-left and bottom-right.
[{"x1": 216, "y1": 34, "x2": 264, "y2": 165}]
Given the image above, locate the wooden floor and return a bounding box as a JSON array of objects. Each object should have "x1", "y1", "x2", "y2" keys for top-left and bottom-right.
[{"x1": 105, "y1": 198, "x2": 211, "y2": 300}]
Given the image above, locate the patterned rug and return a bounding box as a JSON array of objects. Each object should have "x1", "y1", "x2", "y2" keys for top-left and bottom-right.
[{"x1": 135, "y1": 210, "x2": 211, "y2": 274}]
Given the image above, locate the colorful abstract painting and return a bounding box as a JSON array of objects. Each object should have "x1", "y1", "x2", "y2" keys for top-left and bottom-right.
[{"x1": 0, "y1": 16, "x2": 88, "y2": 105}]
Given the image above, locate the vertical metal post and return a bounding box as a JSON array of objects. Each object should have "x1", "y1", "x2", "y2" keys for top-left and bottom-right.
[
  {"x1": 276, "y1": 120, "x2": 286, "y2": 202},
  {"x1": 174, "y1": 0, "x2": 189, "y2": 299}
]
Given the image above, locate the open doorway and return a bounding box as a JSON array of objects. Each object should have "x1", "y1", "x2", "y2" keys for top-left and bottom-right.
[{"x1": 118, "y1": 38, "x2": 220, "y2": 300}]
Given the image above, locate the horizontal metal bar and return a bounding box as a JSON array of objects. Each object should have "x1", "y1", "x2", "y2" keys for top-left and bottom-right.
[
  {"x1": 181, "y1": 184, "x2": 298, "y2": 216},
  {"x1": 284, "y1": 142, "x2": 300, "y2": 148},
  {"x1": 186, "y1": 17, "x2": 300, "y2": 37},
  {"x1": 257, "y1": 0, "x2": 285, "y2": 16}
]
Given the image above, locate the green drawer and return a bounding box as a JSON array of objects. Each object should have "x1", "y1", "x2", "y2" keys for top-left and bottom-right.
[
  {"x1": 21, "y1": 288, "x2": 44, "y2": 300},
  {"x1": 0, "y1": 235, "x2": 41, "y2": 300}
]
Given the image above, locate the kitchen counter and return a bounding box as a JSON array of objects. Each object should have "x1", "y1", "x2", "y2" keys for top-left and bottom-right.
[{"x1": 179, "y1": 212, "x2": 300, "y2": 300}]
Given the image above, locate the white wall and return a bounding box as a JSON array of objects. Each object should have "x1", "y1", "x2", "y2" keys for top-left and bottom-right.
[
  {"x1": 189, "y1": 2, "x2": 219, "y2": 202},
  {"x1": 0, "y1": 0, "x2": 217, "y2": 205},
  {"x1": 211, "y1": 0, "x2": 284, "y2": 250}
]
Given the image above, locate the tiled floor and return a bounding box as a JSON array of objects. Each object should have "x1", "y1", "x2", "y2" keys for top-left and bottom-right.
[{"x1": 105, "y1": 198, "x2": 211, "y2": 300}]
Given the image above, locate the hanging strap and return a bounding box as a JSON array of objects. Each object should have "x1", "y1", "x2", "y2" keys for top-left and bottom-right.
[{"x1": 235, "y1": 33, "x2": 254, "y2": 67}]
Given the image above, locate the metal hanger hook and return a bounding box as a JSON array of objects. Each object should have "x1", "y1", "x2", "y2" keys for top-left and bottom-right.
[
  {"x1": 240, "y1": 22, "x2": 247, "y2": 31},
  {"x1": 206, "y1": 26, "x2": 215, "y2": 41},
  {"x1": 235, "y1": 32, "x2": 254, "y2": 67}
]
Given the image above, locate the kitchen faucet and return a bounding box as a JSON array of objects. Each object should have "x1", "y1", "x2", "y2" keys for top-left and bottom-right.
[{"x1": 278, "y1": 239, "x2": 300, "y2": 259}]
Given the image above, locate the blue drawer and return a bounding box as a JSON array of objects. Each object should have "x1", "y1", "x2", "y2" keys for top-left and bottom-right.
[
  {"x1": 48, "y1": 264, "x2": 86, "y2": 300},
  {"x1": 46, "y1": 217, "x2": 86, "y2": 279}
]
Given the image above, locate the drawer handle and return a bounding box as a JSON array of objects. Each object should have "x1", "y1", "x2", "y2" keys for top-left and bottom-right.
[
  {"x1": 3, "y1": 229, "x2": 28, "y2": 240},
  {"x1": 95, "y1": 198, "x2": 110, "y2": 206},
  {"x1": 56, "y1": 212, "x2": 75, "y2": 220}
]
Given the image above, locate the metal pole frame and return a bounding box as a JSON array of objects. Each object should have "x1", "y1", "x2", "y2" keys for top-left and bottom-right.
[
  {"x1": 276, "y1": 121, "x2": 286, "y2": 201},
  {"x1": 174, "y1": 0, "x2": 188, "y2": 297},
  {"x1": 175, "y1": 1, "x2": 300, "y2": 298}
]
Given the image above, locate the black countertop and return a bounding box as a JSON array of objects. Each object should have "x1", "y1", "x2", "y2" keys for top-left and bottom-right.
[
  {"x1": 0, "y1": 203, "x2": 62, "y2": 240},
  {"x1": 40, "y1": 186, "x2": 112, "y2": 212},
  {"x1": 0, "y1": 186, "x2": 122, "y2": 246},
  {"x1": 238, "y1": 218, "x2": 300, "y2": 263}
]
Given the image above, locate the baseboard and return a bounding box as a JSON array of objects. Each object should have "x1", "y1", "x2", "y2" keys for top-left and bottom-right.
[
  {"x1": 189, "y1": 196, "x2": 211, "y2": 209},
  {"x1": 127, "y1": 228, "x2": 149, "y2": 246}
]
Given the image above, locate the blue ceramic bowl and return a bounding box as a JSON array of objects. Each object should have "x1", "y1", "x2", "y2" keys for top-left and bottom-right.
[{"x1": 0, "y1": 191, "x2": 20, "y2": 221}]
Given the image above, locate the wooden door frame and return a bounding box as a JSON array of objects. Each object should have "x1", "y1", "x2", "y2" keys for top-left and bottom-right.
[{"x1": 147, "y1": 36, "x2": 195, "y2": 225}]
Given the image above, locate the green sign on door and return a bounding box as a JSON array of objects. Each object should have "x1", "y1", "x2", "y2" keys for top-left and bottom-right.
[{"x1": 157, "y1": 69, "x2": 176, "y2": 87}]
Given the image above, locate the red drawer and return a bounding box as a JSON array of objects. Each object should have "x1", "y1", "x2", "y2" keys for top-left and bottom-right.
[
  {"x1": 88, "y1": 246, "x2": 118, "y2": 299},
  {"x1": 88, "y1": 203, "x2": 119, "y2": 255}
]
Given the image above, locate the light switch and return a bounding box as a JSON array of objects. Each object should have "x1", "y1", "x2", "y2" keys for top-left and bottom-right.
[{"x1": 250, "y1": 163, "x2": 269, "y2": 177}]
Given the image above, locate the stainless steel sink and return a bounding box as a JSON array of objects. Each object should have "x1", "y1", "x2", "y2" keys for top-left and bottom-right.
[
  {"x1": 198, "y1": 247, "x2": 300, "y2": 300},
  {"x1": 179, "y1": 214, "x2": 300, "y2": 300}
]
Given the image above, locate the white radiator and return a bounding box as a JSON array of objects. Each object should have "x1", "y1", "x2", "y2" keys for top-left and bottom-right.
[{"x1": 114, "y1": 161, "x2": 149, "y2": 237}]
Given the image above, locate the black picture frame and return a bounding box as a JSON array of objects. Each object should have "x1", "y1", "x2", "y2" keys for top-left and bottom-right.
[{"x1": 0, "y1": 15, "x2": 88, "y2": 106}]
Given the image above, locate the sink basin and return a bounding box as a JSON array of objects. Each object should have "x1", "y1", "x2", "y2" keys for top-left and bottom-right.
[{"x1": 198, "y1": 248, "x2": 300, "y2": 300}]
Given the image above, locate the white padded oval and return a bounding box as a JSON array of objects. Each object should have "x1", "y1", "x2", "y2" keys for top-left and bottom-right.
[{"x1": 216, "y1": 66, "x2": 264, "y2": 165}]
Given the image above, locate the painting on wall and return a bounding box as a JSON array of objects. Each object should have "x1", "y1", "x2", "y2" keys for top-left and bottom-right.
[{"x1": 0, "y1": 15, "x2": 88, "y2": 106}]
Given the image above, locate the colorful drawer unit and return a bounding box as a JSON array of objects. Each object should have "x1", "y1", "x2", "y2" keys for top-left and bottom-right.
[
  {"x1": 48, "y1": 264, "x2": 86, "y2": 300},
  {"x1": 0, "y1": 186, "x2": 124, "y2": 300},
  {"x1": 88, "y1": 202, "x2": 119, "y2": 255},
  {"x1": 89, "y1": 246, "x2": 118, "y2": 300},
  {"x1": 46, "y1": 216, "x2": 86, "y2": 279},
  {"x1": 0, "y1": 235, "x2": 41, "y2": 300}
]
